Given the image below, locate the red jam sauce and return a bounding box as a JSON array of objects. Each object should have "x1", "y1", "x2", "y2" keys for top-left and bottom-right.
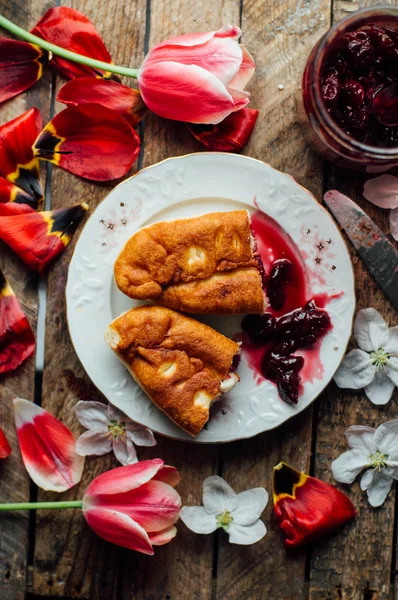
[
  {"x1": 321, "y1": 24, "x2": 398, "y2": 146},
  {"x1": 241, "y1": 212, "x2": 333, "y2": 405}
]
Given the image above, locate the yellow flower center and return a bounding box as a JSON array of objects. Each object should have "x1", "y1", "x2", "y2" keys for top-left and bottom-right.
[
  {"x1": 368, "y1": 450, "x2": 388, "y2": 471},
  {"x1": 370, "y1": 348, "x2": 390, "y2": 369},
  {"x1": 216, "y1": 510, "x2": 234, "y2": 531},
  {"x1": 108, "y1": 420, "x2": 126, "y2": 441}
]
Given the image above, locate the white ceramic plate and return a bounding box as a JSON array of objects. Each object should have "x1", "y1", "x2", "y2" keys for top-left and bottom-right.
[{"x1": 66, "y1": 153, "x2": 355, "y2": 443}]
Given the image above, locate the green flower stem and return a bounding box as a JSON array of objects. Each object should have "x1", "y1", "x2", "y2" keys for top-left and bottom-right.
[
  {"x1": 0, "y1": 15, "x2": 139, "y2": 78},
  {"x1": 0, "y1": 500, "x2": 83, "y2": 511}
]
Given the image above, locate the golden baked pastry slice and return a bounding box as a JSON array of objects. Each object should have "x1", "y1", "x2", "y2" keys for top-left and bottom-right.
[
  {"x1": 105, "y1": 306, "x2": 240, "y2": 437},
  {"x1": 114, "y1": 210, "x2": 268, "y2": 314}
]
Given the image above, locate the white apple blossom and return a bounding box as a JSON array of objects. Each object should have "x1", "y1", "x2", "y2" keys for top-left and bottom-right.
[
  {"x1": 331, "y1": 420, "x2": 398, "y2": 507},
  {"x1": 74, "y1": 401, "x2": 156, "y2": 465},
  {"x1": 180, "y1": 475, "x2": 268, "y2": 545},
  {"x1": 334, "y1": 308, "x2": 398, "y2": 404}
]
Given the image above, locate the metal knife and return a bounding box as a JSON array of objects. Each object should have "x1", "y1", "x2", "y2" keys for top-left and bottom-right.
[{"x1": 324, "y1": 190, "x2": 398, "y2": 310}]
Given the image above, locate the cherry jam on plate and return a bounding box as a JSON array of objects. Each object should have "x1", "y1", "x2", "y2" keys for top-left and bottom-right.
[{"x1": 297, "y1": 7, "x2": 398, "y2": 170}]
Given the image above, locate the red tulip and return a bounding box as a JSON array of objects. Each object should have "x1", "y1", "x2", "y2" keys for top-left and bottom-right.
[
  {"x1": 0, "y1": 38, "x2": 50, "y2": 104},
  {"x1": 82, "y1": 459, "x2": 181, "y2": 554},
  {"x1": 138, "y1": 25, "x2": 255, "y2": 124},
  {"x1": 0, "y1": 269, "x2": 35, "y2": 375},
  {"x1": 57, "y1": 78, "x2": 148, "y2": 128},
  {"x1": 0, "y1": 176, "x2": 37, "y2": 214},
  {"x1": 33, "y1": 104, "x2": 140, "y2": 181},
  {"x1": 0, "y1": 427, "x2": 11, "y2": 459},
  {"x1": 31, "y1": 7, "x2": 118, "y2": 80},
  {"x1": 186, "y1": 107, "x2": 259, "y2": 152},
  {"x1": 13, "y1": 398, "x2": 84, "y2": 492},
  {"x1": 0, "y1": 108, "x2": 44, "y2": 202},
  {"x1": 273, "y1": 463, "x2": 356, "y2": 548},
  {"x1": 0, "y1": 203, "x2": 88, "y2": 273}
]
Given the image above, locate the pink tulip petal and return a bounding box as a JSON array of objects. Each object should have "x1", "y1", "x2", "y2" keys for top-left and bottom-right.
[
  {"x1": 229, "y1": 45, "x2": 255, "y2": 91},
  {"x1": 149, "y1": 525, "x2": 177, "y2": 546},
  {"x1": 363, "y1": 175, "x2": 398, "y2": 209},
  {"x1": 154, "y1": 25, "x2": 241, "y2": 50},
  {"x1": 228, "y1": 86, "x2": 250, "y2": 112},
  {"x1": 214, "y1": 25, "x2": 242, "y2": 39},
  {"x1": 390, "y1": 208, "x2": 398, "y2": 241},
  {"x1": 146, "y1": 37, "x2": 243, "y2": 87},
  {"x1": 153, "y1": 465, "x2": 181, "y2": 487},
  {"x1": 94, "y1": 480, "x2": 181, "y2": 532},
  {"x1": 138, "y1": 62, "x2": 235, "y2": 124},
  {"x1": 84, "y1": 507, "x2": 154, "y2": 555},
  {"x1": 13, "y1": 397, "x2": 84, "y2": 492},
  {"x1": 84, "y1": 458, "x2": 164, "y2": 499}
]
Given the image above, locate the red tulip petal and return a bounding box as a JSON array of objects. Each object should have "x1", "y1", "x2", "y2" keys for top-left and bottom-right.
[
  {"x1": 0, "y1": 426, "x2": 11, "y2": 459},
  {"x1": 57, "y1": 78, "x2": 148, "y2": 128},
  {"x1": 94, "y1": 480, "x2": 181, "y2": 532},
  {"x1": 84, "y1": 507, "x2": 154, "y2": 554},
  {"x1": 0, "y1": 203, "x2": 36, "y2": 216},
  {"x1": 0, "y1": 38, "x2": 49, "y2": 103},
  {"x1": 33, "y1": 104, "x2": 140, "y2": 181},
  {"x1": 273, "y1": 463, "x2": 356, "y2": 548},
  {"x1": 186, "y1": 107, "x2": 258, "y2": 152},
  {"x1": 13, "y1": 397, "x2": 84, "y2": 492},
  {"x1": 0, "y1": 203, "x2": 88, "y2": 273},
  {"x1": 149, "y1": 525, "x2": 177, "y2": 546},
  {"x1": 153, "y1": 465, "x2": 181, "y2": 488},
  {"x1": 0, "y1": 108, "x2": 44, "y2": 201},
  {"x1": 0, "y1": 176, "x2": 38, "y2": 209},
  {"x1": 31, "y1": 7, "x2": 117, "y2": 80},
  {"x1": 0, "y1": 270, "x2": 35, "y2": 374},
  {"x1": 84, "y1": 459, "x2": 165, "y2": 500}
]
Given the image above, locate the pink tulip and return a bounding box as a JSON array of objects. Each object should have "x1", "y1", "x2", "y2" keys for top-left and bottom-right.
[
  {"x1": 82, "y1": 459, "x2": 181, "y2": 554},
  {"x1": 138, "y1": 25, "x2": 255, "y2": 124},
  {"x1": 13, "y1": 398, "x2": 85, "y2": 492}
]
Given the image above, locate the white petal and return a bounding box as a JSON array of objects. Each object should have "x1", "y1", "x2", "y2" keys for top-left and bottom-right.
[
  {"x1": 366, "y1": 471, "x2": 393, "y2": 507},
  {"x1": 180, "y1": 506, "x2": 217, "y2": 534},
  {"x1": 386, "y1": 358, "x2": 398, "y2": 386},
  {"x1": 113, "y1": 438, "x2": 138, "y2": 465},
  {"x1": 334, "y1": 349, "x2": 375, "y2": 389},
  {"x1": 364, "y1": 371, "x2": 395, "y2": 404},
  {"x1": 360, "y1": 468, "x2": 375, "y2": 490},
  {"x1": 344, "y1": 425, "x2": 376, "y2": 454},
  {"x1": 386, "y1": 326, "x2": 398, "y2": 354},
  {"x1": 228, "y1": 519, "x2": 267, "y2": 545},
  {"x1": 75, "y1": 430, "x2": 112, "y2": 457},
  {"x1": 354, "y1": 308, "x2": 389, "y2": 352},
  {"x1": 331, "y1": 449, "x2": 367, "y2": 484},
  {"x1": 232, "y1": 488, "x2": 268, "y2": 525},
  {"x1": 127, "y1": 426, "x2": 157, "y2": 447},
  {"x1": 107, "y1": 402, "x2": 132, "y2": 424},
  {"x1": 73, "y1": 401, "x2": 109, "y2": 431},
  {"x1": 388, "y1": 467, "x2": 398, "y2": 479},
  {"x1": 203, "y1": 476, "x2": 237, "y2": 513},
  {"x1": 374, "y1": 420, "x2": 398, "y2": 460}
]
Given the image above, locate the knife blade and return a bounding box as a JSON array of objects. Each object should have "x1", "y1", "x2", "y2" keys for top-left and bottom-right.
[{"x1": 324, "y1": 190, "x2": 398, "y2": 310}]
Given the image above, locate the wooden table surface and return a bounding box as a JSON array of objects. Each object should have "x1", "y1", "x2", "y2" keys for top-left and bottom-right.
[{"x1": 1, "y1": 0, "x2": 398, "y2": 598}]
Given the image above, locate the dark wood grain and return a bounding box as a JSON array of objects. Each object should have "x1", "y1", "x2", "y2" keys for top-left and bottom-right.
[
  {"x1": 0, "y1": 1, "x2": 52, "y2": 598},
  {"x1": 215, "y1": 1, "x2": 331, "y2": 598}
]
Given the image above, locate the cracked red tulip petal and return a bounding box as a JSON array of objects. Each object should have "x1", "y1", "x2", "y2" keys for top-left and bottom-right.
[
  {"x1": 33, "y1": 104, "x2": 140, "y2": 181},
  {"x1": 31, "y1": 7, "x2": 118, "y2": 80},
  {"x1": 0, "y1": 203, "x2": 88, "y2": 274},
  {"x1": 0, "y1": 108, "x2": 44, "y2": 202},
  {"x1": 0, "y1": 426, "x2": 11, "y2": 459},
  {"x1": 0, "y1": 269, "x2": 35, "y2": 375},
  {"x1": 57, "y1": 78, "x2": 148, "y2": 128},
  {"x1": 0, "y1": 38, "x2": 50, "y2": 104},
  {"x1": 186, "y1": 107, "x2": 259, "y2": 152},
  {"x1": 13, "y1": 397, "x2": 85, "y2": 492},
  {"x1": 0, "y1": 176, "x2": 38, "y2": 214},
  {"x1": 273, "y1": 462, "x2": 356, "y2": 548}
]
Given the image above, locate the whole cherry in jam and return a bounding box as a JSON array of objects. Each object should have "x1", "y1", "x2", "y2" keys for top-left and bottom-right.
[
  {"x1": 262, "y1": 353, "x2": 304, "y2": 405},
  {"x1": 321, "y1": 22, "x2": 398, "y2": 146},
  {"x1": 268, "y1": 259, "x2": 293, "y2": 310}
]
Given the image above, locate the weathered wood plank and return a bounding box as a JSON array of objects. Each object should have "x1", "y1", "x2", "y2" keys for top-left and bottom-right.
[
  {"x1": 308, "y1": 0, "x2": 398, "y2": 597},
  {"x1": 0, "y1": 1, "x2": 52, "y2": 598},
  {"x1": 118, "y1": 1, "x2": 239, "y2": 598},
  {"x1": 31, "y1": 0, "x2": 146, "y2": 597},
  {"x1": 215, "y1": 1, "x2": 331, "y2": 598}
]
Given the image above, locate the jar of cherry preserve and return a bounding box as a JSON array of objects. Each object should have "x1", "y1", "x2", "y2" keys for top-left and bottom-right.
[{"x1": 297, "y1": 7, "x2": 398, "y2": 171}]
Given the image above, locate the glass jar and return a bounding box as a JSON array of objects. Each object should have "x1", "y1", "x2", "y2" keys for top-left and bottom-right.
[{"x1": 297, "y1": 6, "x2": 398, "y2": 171}]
